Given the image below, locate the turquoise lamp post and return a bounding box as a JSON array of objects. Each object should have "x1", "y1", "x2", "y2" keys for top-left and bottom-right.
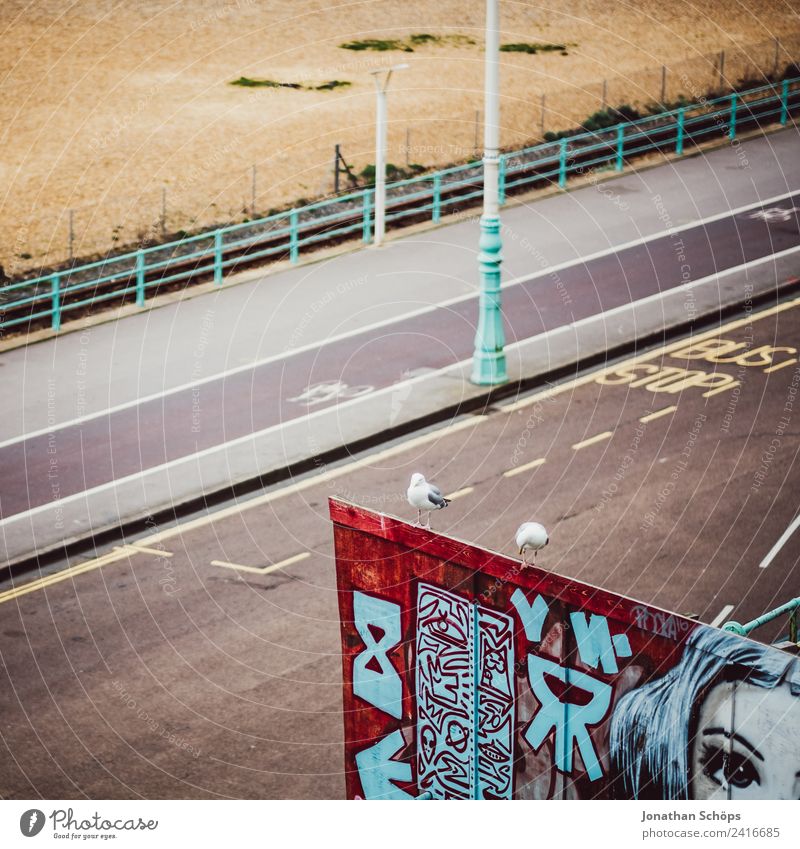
[{"x1": 471, "y1": 0, "x2": 507, "y2": 385}]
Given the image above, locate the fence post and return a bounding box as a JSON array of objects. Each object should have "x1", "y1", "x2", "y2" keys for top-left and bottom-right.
[
  {"x1": 729, "y1": 93, "x2": 738, "y2": 141},
  {"x1": 676, "y1": 107, "x2": 685, "y2": 155},
  {"x1": 540, "y1": 92, "x2": 546, "y2": 137},
  {"x1": 362, "y1": 190, "x2": 372, "y2": 243},
  {"x1": 615, "y1": 125, "x2": 624, "y2": 171},
  {"x1": 498, "y1": 154, "x2": 507, "y2": 205},
  {"x1": 558, "y1": 138, "x2": 567, "y2": 188},
  {"x1": 136, "y1": 250, "x2": 146, "y2": 304},
  {"x1": 289, "y1": 211, "x2": 299, "y2": 263},
  {"x1": 780, "y1": 79, "x2": 789, "y2": 125},
  {"x1": 432, "y1": 173, "x2": 441, "y2": 223},
  {"x1": 213, "y1": 230, "x2": 223, "y2": 285},
  {"x1": 51, "y1": 273, "x2": 61, "y2": 331}
]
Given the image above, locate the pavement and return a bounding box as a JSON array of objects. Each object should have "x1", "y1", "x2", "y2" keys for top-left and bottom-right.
[
  {"x1": 1, "y1": 294, "x2": 799, "y2": 799},
  {"x1": 1, "y1": 127, "x2": 799, "y2": 570}
]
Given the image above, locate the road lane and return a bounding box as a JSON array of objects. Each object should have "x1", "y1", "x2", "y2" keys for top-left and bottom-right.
[
  {"x1": 1, "y1": 297, "x2": 798, "y2": 797},
  {"x1": 2, "y1": 193, "x2": 799, "y2": 521}
]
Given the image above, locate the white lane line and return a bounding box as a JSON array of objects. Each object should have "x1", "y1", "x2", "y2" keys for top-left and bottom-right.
[
  {"x1": 710, "y1": 604, "x2": 736, "y2": 628},
  {"x1": 446, "y1": 487, "x2": 474, "y2": 501},
  {"x1": 4, "y1": 188, "x2": 799, "y2": 450},
  {"x1": 4, "y1": 273, "x2": 800, "y2": 532},
  {"x1": 759, "y1": 513, "x2": 800, "y2": 569},
  {"x1": 211, "y1": 552, "x2": 310, "y2": 576},
  {"x1": 503, "y1": 457, "x2": 547, "y2": 477},
  {"x1": 134, "y1": 416, "x2": 489, "y2": 548},
  {"x1": 572, "y1": 431, "x2": 613, "y2": 451},
  {"x1": 0, "y1": 417, "x2": 487, "y2": 601},
  {"x1": 640, "y1": 406, "x2": 677, "y2": 423}
]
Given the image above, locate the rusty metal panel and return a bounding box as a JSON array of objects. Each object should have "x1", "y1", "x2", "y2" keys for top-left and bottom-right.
[{"x1": 330, "y1": 498, "x2": 800, "y2": 800}]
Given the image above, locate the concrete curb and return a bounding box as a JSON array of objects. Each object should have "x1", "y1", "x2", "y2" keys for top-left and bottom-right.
[{"x1": 3, "y1": 253, "x2": 799, "y2": 575}]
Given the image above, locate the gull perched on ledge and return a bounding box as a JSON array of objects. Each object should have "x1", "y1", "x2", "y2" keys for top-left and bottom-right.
[
  {"x1": 407, "y1": 473, "x2": 450, "y2": 528},
  {"x1": 516, "y1": 522, "x2": 549, "y2": 566}
]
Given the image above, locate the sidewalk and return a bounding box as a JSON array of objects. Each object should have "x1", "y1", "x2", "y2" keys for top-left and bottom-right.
[{"x1": 2, "y1": 128, "x2": 799, "y2": 568}]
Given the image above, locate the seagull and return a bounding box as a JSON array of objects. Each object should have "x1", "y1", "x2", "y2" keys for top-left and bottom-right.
[
  {"x1": 516, "y1": 522, "x2": 549, "y2": 566},
  {"x1": 407, "y1": 473, "x2": 450, "y2": 528}
]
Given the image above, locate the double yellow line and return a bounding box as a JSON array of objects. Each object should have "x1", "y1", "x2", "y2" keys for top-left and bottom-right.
[{"x1": 0, "y1": 544, "x2": 171, "y2": 605}]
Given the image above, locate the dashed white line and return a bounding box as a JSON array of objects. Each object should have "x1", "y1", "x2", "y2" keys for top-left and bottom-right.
[
  {"x1": 759, "y1": 513, "x2": 800, "y2": 569},
  {"x1": 710, "y1": 604, "x2": 735, "y2": 628}
]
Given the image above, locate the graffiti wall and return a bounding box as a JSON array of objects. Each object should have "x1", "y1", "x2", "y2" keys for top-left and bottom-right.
[{"x1": 331, "y1": 499, "x2": 800, "y2": 801}]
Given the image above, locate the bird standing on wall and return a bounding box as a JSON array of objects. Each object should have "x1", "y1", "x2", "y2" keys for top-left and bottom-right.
[
  {"x1": 407, "y1": 473, "x2": 450, "y2": 528},
  {"x1": 516, "y1": 522, "x2": 549, "y2": 566}
]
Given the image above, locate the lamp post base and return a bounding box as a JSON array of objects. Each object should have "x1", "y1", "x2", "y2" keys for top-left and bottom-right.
[{"x1": 471, "y1": 213, "x2": 508, "y2": 386}]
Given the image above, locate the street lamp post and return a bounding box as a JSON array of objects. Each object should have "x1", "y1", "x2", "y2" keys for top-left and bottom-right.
[
  {"x1": 370, "y1": 64, "x2": 408, "y2": 248},
  {"x1": 471, "y1": 0, "x2": 507, "y2": 385}
]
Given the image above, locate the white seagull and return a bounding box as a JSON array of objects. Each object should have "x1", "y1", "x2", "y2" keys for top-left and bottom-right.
[
  {"x1": 407, "y1": 473, "x2": 450, "y2": 528},
  {"x1": 516, "y1": 522, "x2": 549, "y2": 566}
]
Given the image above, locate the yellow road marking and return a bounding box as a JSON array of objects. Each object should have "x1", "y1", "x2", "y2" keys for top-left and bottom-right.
[
  {"x1": 9, "y1": 295, "x2": 800, "y2": 603},
  {"x1": 0, "y1": 416, "x2": 487, "y2": 604},
  {"x1": 127, "y1": 543, "x2": 173, "y2": 557},
  {"x1": 211, "y1": 552, "x2": 310, "y2": 576},
  {"x1": 446, "y1": 487, "x2": 474, "y2": 501},
  {"x1": 503, "y1": 457, "x2": 547, "y2": 478},
  {"x1": 501, "y1": 296, "x2": 800, "y2": 413},
  {"x1": 764, "y1": 358, "x2": 798, "y2": 373},
  {"x1": 572, "y1": 431, "x2": 613, "y2": 451},
  {"x1": 0, "y1": 544, "x2": 144, "y2": 605},
  {"x1": 639, "y1": 405, "x2": 677, "y2": 423}
]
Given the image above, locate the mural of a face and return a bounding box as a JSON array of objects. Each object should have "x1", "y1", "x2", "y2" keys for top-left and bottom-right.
[{"x1": 691, "y1": 680, "x2": 800, "y2": 800}]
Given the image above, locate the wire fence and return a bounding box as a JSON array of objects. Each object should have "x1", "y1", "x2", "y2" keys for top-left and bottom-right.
[
  {"x1": 2, "y1": 75, "x2": 798, "y2": 334},
  {"x1": 2, "y1": 34, "x2": 799, "y2": 280}
]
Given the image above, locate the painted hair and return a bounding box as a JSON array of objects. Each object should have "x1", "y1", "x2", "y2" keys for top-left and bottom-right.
[{"x1": 609, "y1": 626, "x2": 800, "y2": 799}]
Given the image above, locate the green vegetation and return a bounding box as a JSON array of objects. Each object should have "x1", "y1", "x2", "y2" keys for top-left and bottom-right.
[
  {"x1": 408, "y1": 33, "x2": 439, "y2": 46},
  {"x1": 500, "y1": 42, "x2": 572, "y2": 55},
  {"x1": 359, "y1": 162, "x2": 426, "y2": 185},
  {"x1": 542, "y1": 96, "x2": 695, "y2": 142},
  {"x1": 230, "y1": 77, "x2": 350, "y2": 92},
  {"x1": 340, "y1": 33, "x2": 476, "y2": 52},
  {"x1": 315, "y1": 80, "x2": 351, "y2": 90},
  {"x1": 582, "y1": 103, "x2": 641, "y2": 132},
  {"x1": 230, "y1": 77, "x2": 301, "y2": 89},
  {"x1": 782, "y1": 62, "x2": 800, "y2": 79},
  {"x1": 340, "y1": 38, "x2": 412, "y2": 52}
]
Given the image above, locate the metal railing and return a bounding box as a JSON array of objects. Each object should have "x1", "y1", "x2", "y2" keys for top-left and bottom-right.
[
  {"x1": 2, "y1": 76, "x2": 798, "y2": 333},
  {"x1": 723, "y1": 596, "x2": 800, "y2": 645}
]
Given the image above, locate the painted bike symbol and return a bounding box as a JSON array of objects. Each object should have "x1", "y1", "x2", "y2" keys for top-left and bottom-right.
[
  {"x1": 288, "y1": 380, "x2": 374, "y2": 406},
  {"x1": 746, "y1": 206, "x2": 799, "y2": 224}
]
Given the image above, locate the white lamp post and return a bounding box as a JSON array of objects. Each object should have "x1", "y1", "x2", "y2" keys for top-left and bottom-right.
[
  {"x1": 369, "y1": 64, "x2": 408, "y2": 247},
  {"x1": 471, "y1": 0, "x2": 507, "y2": 385}
]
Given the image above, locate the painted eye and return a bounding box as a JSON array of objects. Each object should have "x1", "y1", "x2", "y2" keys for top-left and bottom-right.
[
  {"x1": 702, "y1": 746, "x2": 760, "y2": 790},
  {"x1": 726, "y1": 752, "x2": 760, "y2": 789}
]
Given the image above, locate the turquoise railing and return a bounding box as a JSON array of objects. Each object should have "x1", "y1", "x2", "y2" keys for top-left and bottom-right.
[
  {"x1": 1, "y1": 76, "x2": 798, "y2": 332},
  {"x1": 723, "y1": 596, "x2": 800, "y2": 644}
]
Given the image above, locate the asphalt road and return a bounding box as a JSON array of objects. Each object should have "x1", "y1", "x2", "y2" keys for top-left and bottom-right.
[
  {"x1": 2, "y1": 190, "x2": 799, "y2": 521},
  {"x1": 1, "y1": 295, "x2": 798, "y2": 799}
]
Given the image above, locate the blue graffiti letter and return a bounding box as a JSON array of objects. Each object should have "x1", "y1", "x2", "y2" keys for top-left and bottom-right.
[
  {"x1": 525, "y1": 655, "x2": 611, "y2": 781},
  {"x1": 356, "y1": 730, "x2": 414, "y2": 800},
  {"x1": 353, "y1": 591, "x2": 402, "y2": 719},
  {"x1": 511, "y1": 588, "x2": 549, "y2": 641},
  {"x1": 569, "y1": 612, "x2": 632, "y2": 674}
]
